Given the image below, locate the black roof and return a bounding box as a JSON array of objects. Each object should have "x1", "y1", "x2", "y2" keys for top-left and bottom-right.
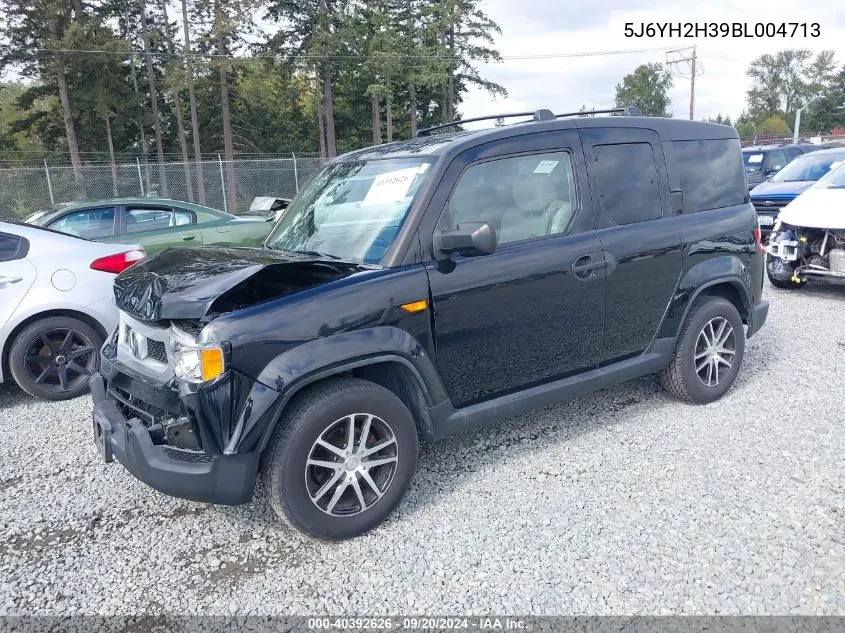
[{"x1": 335, "y1": 114, "x2": 740, "y2": 163}]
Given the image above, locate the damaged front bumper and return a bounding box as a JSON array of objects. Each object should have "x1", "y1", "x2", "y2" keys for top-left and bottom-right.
[
  {"x1": 91, "y1": 342, "x2": 281, "y2": 505},
  {"x1": 91, "y1": 373, "x2": 258, "y2": 505}
]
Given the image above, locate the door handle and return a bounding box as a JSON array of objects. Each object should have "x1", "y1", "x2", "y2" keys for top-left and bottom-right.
[
  {"x1": 181, "y1": 234, "x2": 196, "y2": 241},
  {"x1": 0, "y1": 276, "x2": 23, "y2": 288},
  {"x1": 571, "y1": 253, "x2": 605, "y2": 281}
]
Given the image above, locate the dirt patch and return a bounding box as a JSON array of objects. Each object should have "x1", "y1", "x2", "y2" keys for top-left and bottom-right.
[
  {"x1": 162, "y1": 504, "x2": 210, "y2": 520},
  {"x1": 0, "y1": 475, "x2": 23, "y2": 492},
  {"x1": 209, "y1": 557, "x2": 268, "y2": 584},
  {"x1": 1, "y1": 525, "x2": 82, "y2": 556}
]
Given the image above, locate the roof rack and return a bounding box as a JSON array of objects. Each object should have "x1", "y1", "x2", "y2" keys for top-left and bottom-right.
[{"x1": 416, "y1": 105, "x2": 643, "y2": 137}]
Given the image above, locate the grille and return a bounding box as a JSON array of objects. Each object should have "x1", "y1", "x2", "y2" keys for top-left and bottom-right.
[
  {"x1": 752, "y1": 198, "x2": 791, "y2": 214},
  {"x1": 147, "y1": 339, "x2": 168, "y2": 364},
  {"x1": 124, "y1": 324, "x2": 168, "y2": 365},
  {"x1": 109, "y1": 385, "x2": 169, "y2": 426},
  {"x1": 162, "y1": 447, "x2": 212, "y2": 463}
]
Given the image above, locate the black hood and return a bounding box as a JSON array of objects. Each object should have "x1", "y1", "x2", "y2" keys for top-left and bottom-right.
[{"x1": 114, "y1": 248, "x2": 369, "y2": 321}]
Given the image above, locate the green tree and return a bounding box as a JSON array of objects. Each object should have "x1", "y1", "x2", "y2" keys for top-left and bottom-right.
[
  {"x1": 705, "y1": 113, "x2": 733, "y2": 126},
  {"x1": 614, "y1": 63, "x2": 673, "y2": 117},
  {"x1": 0, "y1": 82, "x2": 48, "y2": 158},
  {"x1": 1, "y1": 0, "x2": 87, "y2": 183},
  {"x1": 757, "y1": 114, "x2": 790, "y2": 136},
  {"x1": 803, "y1": 65, "x2": 845, "y2": 135},
  {"x1": 746, "y1": 49, "x2": 836, "y2": 125}
]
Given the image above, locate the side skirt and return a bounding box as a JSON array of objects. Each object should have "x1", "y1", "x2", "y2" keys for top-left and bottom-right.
[{"x1": 427, "y1": 337, "x2": 676, "y2": 441}]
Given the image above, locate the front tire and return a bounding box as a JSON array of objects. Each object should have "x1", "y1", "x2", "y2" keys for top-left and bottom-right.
[
  {"x1": 261, "y1": 377, "x2": 418, "y2": 540},
  {"x1": 659, "y1": 297, "x2": 745, "y2": 404},
  {"x1": 8, "y1": 316, "x2": 103, "y2": 401}
]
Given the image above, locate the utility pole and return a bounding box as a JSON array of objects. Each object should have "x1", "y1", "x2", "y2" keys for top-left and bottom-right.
[
  {"x1": 666, "y1": 45, "x2": 700, "y2": 120},
  {"x1": 689, "y1": 45, "x2": 697, "y2": 121}
]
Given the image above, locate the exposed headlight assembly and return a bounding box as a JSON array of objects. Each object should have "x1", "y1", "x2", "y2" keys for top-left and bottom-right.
[{"x1": 168, "y1": 326, "x2": 226, "y2": 383}]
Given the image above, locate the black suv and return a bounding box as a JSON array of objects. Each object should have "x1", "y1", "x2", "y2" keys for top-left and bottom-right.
[
  {"x1": 742, "y1": 143, "x2": 818, "y2": 190},
  {"x1": 91, "y1": 108, "x2": 769, "y2": 539}
]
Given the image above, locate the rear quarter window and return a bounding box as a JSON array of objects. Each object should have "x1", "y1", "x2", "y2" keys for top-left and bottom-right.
[
  {"x1": 592, "y1": 142, "x2": 663, "y2": 225},
  {"x1": 673, "y1": 139, "x2": 747, "y2": 213},
  {"x1": 0, "y1": 232, "x2": 29, "y2": 262}
]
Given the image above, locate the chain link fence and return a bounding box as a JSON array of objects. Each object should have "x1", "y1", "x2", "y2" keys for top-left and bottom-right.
[{"x1": 0, "y1": 155, "x2": 325, "y2": 221}]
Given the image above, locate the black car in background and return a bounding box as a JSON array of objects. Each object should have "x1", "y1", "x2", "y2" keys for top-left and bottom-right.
[
  {"x1": 742, "y1": 144, "x2": 819, "y2": 190},
  {"x1": 91, "y1": 108, "x2": 769, "y2": 540}
]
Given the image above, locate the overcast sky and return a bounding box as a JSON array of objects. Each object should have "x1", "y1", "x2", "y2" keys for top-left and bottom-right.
[{"x1": 460, "y1": 1, "x2": 845, "y2": 125}]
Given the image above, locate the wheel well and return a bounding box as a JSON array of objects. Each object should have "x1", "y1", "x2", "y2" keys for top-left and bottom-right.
[
  {"x1": 698, "y1": 283, "x2": 749, "y2": 324},
  {"x1": 268, "y1": 360, "x2": 433, "y2": 448},
  {"x1": 2, "y1": 309, "x2": 109, "y2": 380},
  {"x1": 350, "y1": 362, "x2": 431, "y2": 436}
]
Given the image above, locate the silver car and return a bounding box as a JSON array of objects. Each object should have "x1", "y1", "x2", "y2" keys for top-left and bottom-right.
[{"x1": 0, "y1": 221, "x2": 144, "y2": 400}]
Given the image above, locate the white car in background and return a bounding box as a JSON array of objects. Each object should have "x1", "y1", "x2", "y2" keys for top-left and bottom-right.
[
  {"x1": 765, "y1": 161, "x2": 845, "y2": 288},
  {"x1": 0, "y1": 222, "x2": 144, "y2": 400}
]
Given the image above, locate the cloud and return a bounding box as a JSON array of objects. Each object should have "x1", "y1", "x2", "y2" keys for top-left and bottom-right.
[{"x1": 462, "y1": 0, "x2": 842, "y2": 123}]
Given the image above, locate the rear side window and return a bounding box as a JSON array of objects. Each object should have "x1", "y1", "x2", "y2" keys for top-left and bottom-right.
[
  {"x1": 126, "y1": 207, "x2": 193, "y2": 233},
  {"x1": 673, "y1": 139, "x2": 747, "y2": 213},
  {"x1": 592, "y1": 143, "x2": 662, "y2": 225},
  {"x1": 0, "y1": 233, "x2": 28, "y2": 262}
]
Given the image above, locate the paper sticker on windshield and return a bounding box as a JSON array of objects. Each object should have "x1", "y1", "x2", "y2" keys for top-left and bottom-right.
[
  {"x1": 533, "y1": 160, "x2": 559, "y2": 174},
  {"x1": 362, "y1": 167, "x2": 419, "y2": 206},
  {"x1": 747, "y1": 154, "x2": 763, "y2": 164}
]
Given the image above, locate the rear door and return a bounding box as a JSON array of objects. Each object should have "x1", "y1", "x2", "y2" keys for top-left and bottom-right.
[
  {"x1": 580, "y1": 127, "x2": 682, "y2": 363},
  {"x1": 0, "y1": 232, "x2": 36, "y2": 331},
  {"x1": 424, "y1": 131, "x2": 606, "y2": 407},
  {"x1": 118, "y1": 204, "x2": 202, "y2": 255}
]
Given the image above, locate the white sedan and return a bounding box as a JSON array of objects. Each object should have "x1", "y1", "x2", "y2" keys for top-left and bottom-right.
[{"x1": 0, "y1": 222, "x2": 143, "y2": 400}]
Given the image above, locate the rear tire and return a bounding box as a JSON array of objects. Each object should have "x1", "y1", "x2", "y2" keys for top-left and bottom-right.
[
  {"x1": 766, "y1": 254, "x2": 806, "y2": 289},
  {"x1": 260, "y1": 377, "x2": 418, "y2": 540},
  {"x1": 659, "y1": 297, "x2": 745, "y2": 404},
  {"x1": 9, "y1": 316, "x2": 103, "y2": 401}
]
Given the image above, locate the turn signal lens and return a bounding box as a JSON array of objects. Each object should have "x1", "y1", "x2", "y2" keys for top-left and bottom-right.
[
  {"x1": 200, "y1": 348, "x2": 225, "y2": 381},
  {"x1": 400, "y1": 299, "x2": 428, "y2": 313}
]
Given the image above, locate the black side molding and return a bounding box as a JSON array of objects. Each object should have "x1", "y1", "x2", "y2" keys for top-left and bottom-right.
[{"x1": 427, "y1": 337, "x2": 676, "y2": 440}]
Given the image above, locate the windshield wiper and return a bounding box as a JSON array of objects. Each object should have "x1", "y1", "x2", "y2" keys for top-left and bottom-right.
[{"x1": 290, "y1": 249, "x2": 343, "y2": 260}]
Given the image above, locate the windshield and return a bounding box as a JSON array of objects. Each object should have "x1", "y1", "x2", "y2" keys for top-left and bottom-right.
[
  {"x1": 742, "y1": 152, "x2": 765, "y2": 172},
  {"x1": 264, "y1": 157, "x2": 434, "y2": 263},
  {"x1": 770, "y1": 152, "x2": 845, "y2": 183},
  {"x1": 813, "y1": 161, "x2": 845, "y2": 189}
]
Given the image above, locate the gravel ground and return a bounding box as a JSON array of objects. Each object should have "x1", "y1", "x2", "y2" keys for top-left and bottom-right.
[{"x1": 1, "y1": 283, "x2": 843, "y2": 616}]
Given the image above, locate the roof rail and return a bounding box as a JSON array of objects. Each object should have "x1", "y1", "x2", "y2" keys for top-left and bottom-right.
[{"x1": 416, "y1": 105, "x2": 643, "y2": 137}]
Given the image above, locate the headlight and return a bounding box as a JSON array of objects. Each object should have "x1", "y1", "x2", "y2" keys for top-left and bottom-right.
[{"x1": 169, "y1": 327, "x2": 225, "y2": 383}]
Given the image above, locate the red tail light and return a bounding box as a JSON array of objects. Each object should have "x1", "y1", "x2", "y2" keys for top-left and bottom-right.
[
  {"x1": 753, "y1": 226, "x2": 764, "y2": 254},
  {"x1": 90, "y1": 249, "x2": 145, "y2": 274}
]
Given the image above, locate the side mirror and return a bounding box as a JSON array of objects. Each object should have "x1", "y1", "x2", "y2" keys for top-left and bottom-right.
[
  {"x1": 436, "y1": 222, "x2": 497, "y2": 257},
  {"x1": 767, "y1": 165, "x2": 783, "y2": 175}
]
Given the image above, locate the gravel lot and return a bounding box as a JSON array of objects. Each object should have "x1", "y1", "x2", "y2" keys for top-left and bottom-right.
[{"x1": 1, "y1": 283, "x2": 843, "y2": 616}]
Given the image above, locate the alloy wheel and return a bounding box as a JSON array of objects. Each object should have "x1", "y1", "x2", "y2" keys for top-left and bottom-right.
[
  {"x1": 694, "y1": 317, "x2": 736, "y2": 387},
  {"x1": 305, "y1": 413, "x2": 399, "y2": 517},
  {"x1": 23, "y1": 328, "x2": 96, "y2": 394}
]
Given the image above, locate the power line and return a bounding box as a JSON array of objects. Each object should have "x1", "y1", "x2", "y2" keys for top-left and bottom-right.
[{"x1": 28, "y1": 46, "x2": 669, "y2": 62}]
